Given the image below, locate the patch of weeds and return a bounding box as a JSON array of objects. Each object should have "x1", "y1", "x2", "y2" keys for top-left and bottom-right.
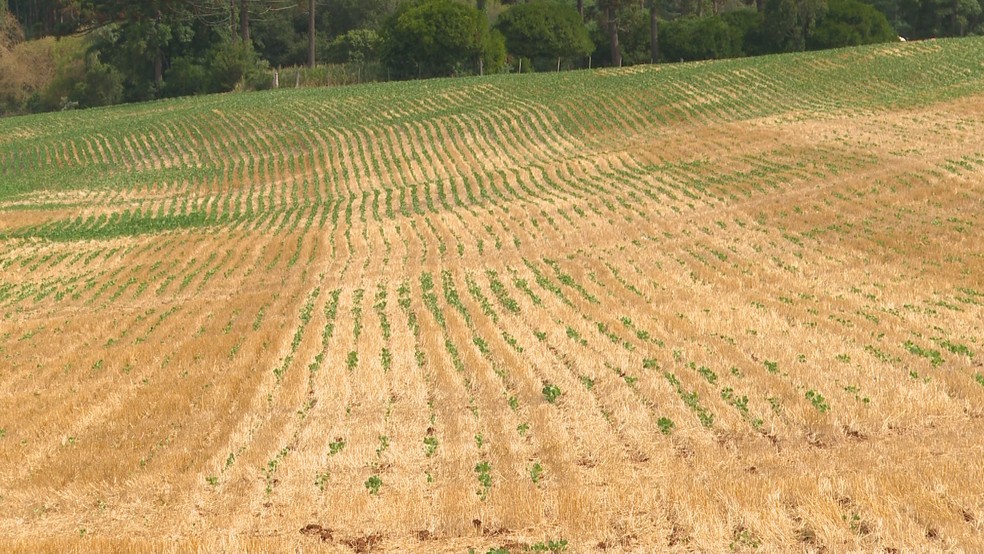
[
  {"x1": 315, "y1": 472, "x2": 330, "y2": 491},
  {"x1": 864, "y1": 344, "x2": 894, "y2": 363},
  {"x1": 328, "y1": 438, "x2": 345, "y2": 456},
  {"x1": 364, "y1": 475, "x2": 382, "y2": 495},
  {"x1": 529, "y1": 539, "x2": 568, "y2": 552},
  {"x1": 729, "y1": 526, "x2": 761, "y2": 551},
  {"x1": 529, "y1": 462, "x2": 544, "y2": 484},
  {"x1": 565, "y1": 326, "x2": 587, "y2": 346},
  {"x1": 767, "y1": 396, "x2": 782, "y2": 414},
  {"x1": 375, "y1": 435, "x2": 390, "y2": 458},
  {"x1": 380, "y1": 348, "x2": 392, "y2": 372},
  {"x1": 657, "y1": 417, "x2": 674, "y2": 435},
  {"x1": 721, "y1": 388, "x2": 749, "y2": 416},
  {"x1": 691, "y1": 362, "x2": 717, "y2": 385},
  {"x1": 805, "y1": 389, "x2": 830, "y2": 412},
  {"x1": 502, "y1": 331, "x2": 523, "y2": 352},
  {"x1": 935, "y1": 338, "x2": 973, "y2": 358},
  {"x1": 665, "y1": 372, "x2": 713, "y2": 427},
  {"x1": 475, "y1": 461, "x2": 492, "y2": 500},
  {"x1": 542, "y1": 383, "x2": 562, "y2": 404},
  {"x1": 423, "y1": 436, "x2": 438, "y2": 457},
  {"x1": 904, "y1": 340, "x2": 944, "y2": 367}
]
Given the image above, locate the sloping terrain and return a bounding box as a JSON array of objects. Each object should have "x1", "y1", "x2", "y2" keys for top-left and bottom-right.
[{"x1": 1, "y1": 38, "x2": 983, "y2": 552}]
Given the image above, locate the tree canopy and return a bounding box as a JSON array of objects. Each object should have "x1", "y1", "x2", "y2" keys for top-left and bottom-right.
[
  {"x1": 496, "y1": 0, "x2": 593, "y2": 67},
  {"x1": 380, "y1": 0, "x2": 499, "y2": 78}
]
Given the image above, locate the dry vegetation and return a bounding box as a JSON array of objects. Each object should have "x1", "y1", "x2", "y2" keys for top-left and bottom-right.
[
  {"x1": 1, "y1": 37, "x2": 983, "y2": 553},
  {"x1": 0, "y1": 16, "x2": 63, "y2": 116}
]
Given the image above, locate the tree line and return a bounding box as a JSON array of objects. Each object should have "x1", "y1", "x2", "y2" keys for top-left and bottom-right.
[{"x1": 1, "y1": 0, "x2": 981, "y2": 115}]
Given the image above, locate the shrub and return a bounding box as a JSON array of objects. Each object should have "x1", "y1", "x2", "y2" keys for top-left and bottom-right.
[
  {"x1": 37, "y1": 36, "x2": 121, "y2": 111},
  {"x1": 209, "y1": 41, "x2": 268, "y2": 93},
  {"x1": 0, "y1": 38, "x2": 54, "y2": 114},
  {"x1": 661, "y1": 15, "x2": 745, "y2": 62},
  {"x1": 165, "y1": 57, "x2": 209, "y2": 97},
  {"x1": 807, "y1": 0, "x2": 896, "y2": 50},
  {"x1": 325, "y1": 28, "x2": 382, "y2": 65},
  {"x1": 496, "y1": 0, "x2": 592, "y2": 70},
  {"x1": 381, "y1": 0, "x2": 492, "y2": 78}
]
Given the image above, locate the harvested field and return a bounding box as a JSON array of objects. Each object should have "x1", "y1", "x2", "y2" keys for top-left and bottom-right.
[{"x1": 1, "y1": 38, "x2": 983, "y2": 553}]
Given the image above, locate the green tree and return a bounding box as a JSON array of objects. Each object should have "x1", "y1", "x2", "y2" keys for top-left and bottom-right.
[
  {"x1": 898, "y1": 0, "x2": 983, "y2": 38},
  {"x1": 380, "y1": 0, "x2": 493, "y2": 78},
  {"x1": 660, "y1": 14, "x2": 745, "y2": 61},
  {"x1": 496, "y1": 0, "x2": 592, "y2": 70},
  {"x1": 483, "y1": 28, "x2": 507, "y2": 74},
  {"x1": 599, "y1": 0, "x2": 623, "y2": 66},
  {"x1": 764, "y1": 0, "x2": 828, "y2": 51},
  {"x1": 721, "y1": 9, "x2": 768, "y2": 56},
  {"x1": 807, "y1": 0, "x2": 896, "y2": 49},
  {"x1": 326, "y1": 28, "x2": 382, "y2": 64},
  {"x1": 322, "y1": 0, "x2": 402, "y2": 37},
  {"x1": 83, "y1": 0, "x2": 196, "y2": 94},
  {"x1": 250, "y1": 5, "x2": 308, "y2": 67},
  {"x1": 6, "y1": 0, "x2": 86, "y2": 38}
]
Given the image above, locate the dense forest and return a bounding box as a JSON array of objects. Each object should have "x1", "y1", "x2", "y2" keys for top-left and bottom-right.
[{"x1": 1, "y1": 0, "x2": 981, "y2": 115}]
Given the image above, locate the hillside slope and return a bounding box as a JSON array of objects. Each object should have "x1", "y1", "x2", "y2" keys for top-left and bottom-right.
[{"x1": 1, "y1": 39, "x2": 983, "y2": 552}]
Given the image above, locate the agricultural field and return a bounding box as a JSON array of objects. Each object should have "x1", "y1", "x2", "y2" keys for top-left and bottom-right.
[{"x1": 1, "y1": 37, "x2": 983, "y2": 553}]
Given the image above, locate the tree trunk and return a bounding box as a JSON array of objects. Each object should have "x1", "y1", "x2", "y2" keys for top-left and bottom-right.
[
  {"x1": 756, "y1": 0, "x2": 764, "y2": 12},
  {"x1": 154, "y1": 11, "x2": 164, "y2": 86},
  {"x1": 230, "y1": 0, "x2": 237, "y2": 41},
  {"x1": 650, "y1": 1, "x2": 659, "y2": 63},
  {"x1": 308, "y1": 0, "x2": 316, "y2": 68},
  {"x1": 154, "y1": 50, "x2": 164, "y2": 85},
  {"x1": 240, "y1": 0, "x2": 249, "y2": 43},
  {"x1": 577, "y1": 0, "x2": 584, "y2": 19},
  {"x1": 608, "y1": 4, "x2": 621, "y2": 67}
]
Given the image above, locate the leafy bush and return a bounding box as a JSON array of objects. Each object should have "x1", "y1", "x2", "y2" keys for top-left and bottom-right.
[
  {"x1": 496, "y1": 0, "x2": 592, "y2": 70},
  {"x1": 807, "y1": 0, "x2": 896, "y2": 50},
  {"x1": 165, "y1": 56, "x2": 209, "y2": 97},
  {"x1": 381, "y1": 0, "x2": 492, "y2": 78},
  {"x1": 209, "y1": 41, "x2": 268, "y2": 93},
  {"x1": 325, "y1": 28, "x2": 382, "y2": 64},
  {"x1": 73, "y1": 53, "x2": 124, "y2": 108},
  {"x1": 0, "y1": 29, "x2": 60, "y2": 115},
  {"x1": 36, "y1": 36, "x2": 121, "y2": 111},
  {"x1": 721, "y1": 10, "x2": 769, "y2": 56},
  {"x1": 483, "y1": 29, "x2": 507, "y2": 74},
  {"x1": 661, "y1": 15, "x2": 746, "y2": 62}
]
